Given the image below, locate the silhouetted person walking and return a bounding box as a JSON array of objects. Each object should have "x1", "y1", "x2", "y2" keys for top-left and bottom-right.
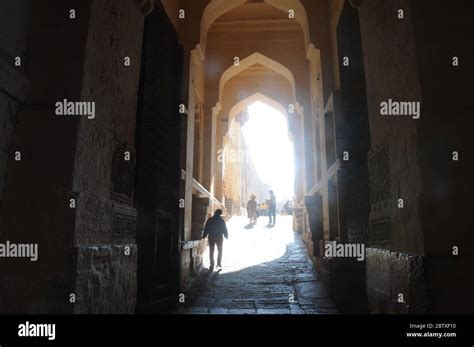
[
  {"x1": 247, "y1": 194, "x2": 257, "y2": 225},
  {"x1": 268, "y1": 190, "x2": 276, "y2": 226},
  {"x1": 202, "y1": 209, "x2": 228, "y2": 270}
]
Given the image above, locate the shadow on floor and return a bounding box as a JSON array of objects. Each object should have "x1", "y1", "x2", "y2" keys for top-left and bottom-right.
[{"x1": 170, "y1": 239, "x2": 338, "y2": 315}]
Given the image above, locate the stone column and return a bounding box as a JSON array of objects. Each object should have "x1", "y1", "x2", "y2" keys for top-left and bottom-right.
[
  {"x1": 209, "y1": 104, "x2": 220, "y2": 197},
  {"x1": 202, "y1": 106, "x2": 214, "y2": 192},
  {"x1": 184, "y1": 48, "x2": 204, "y2": 240},
  {"x1": 292, "y1": 113, "x2": 306, "y2": 203},
  {"x1": 72, "y1": 0, "x2": 146, "y2": 313},
  {"x1": 295, "y1": 104, "x2": 306, "y2": 199},
  {"x1": 214, "y1": 130, "x2": 224, "y2": 203}
]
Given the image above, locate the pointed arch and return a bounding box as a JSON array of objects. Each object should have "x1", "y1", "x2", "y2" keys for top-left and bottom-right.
[
  {"x1": 265, "y1": 0, "x2": 310, "y2": 51},
  {"x1": 228, "y1": 92, "x2": 296, "y2": 142},
  {"x1": 200, "y1": 0, "x2": 311, "y2": 54},
  {"x1": 229, "y1": 92, "x2": 288, "y2": 121},
  {"x1": 219, "y1": 52, "x2": 296, "y2": 105},
  {"x1": 200, "y1": 0, "x2": 246, "y2": 54}
]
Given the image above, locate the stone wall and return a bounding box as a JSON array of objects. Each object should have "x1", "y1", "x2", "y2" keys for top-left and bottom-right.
[
  {"x1": 0, "y1": 0, "x2": 149, "y2": 314},
  {"x1": 357, "y1": 0, "x2": 425, "y2": 314},
  {"x1": 410, "y1": 0, "x2": 474, "y2": 312},
  {"x1": 0, "y1": 0, "x2": 92, "y2": 313},
  {"x1": 357, "y1": 0, "x2": 474, "y2": 313},
  {"x1": 180, "y1": 241, "x2": 207, "y2": 291},
  {"x1": 74, "y1": 245, "x2": 137, "y2": 314},
  {"x1": 0, "y1": 0, "x2": 31, "y2": 206},
  {"x1": 301, "y1": 0, "x2": 335, "y2": 106},
  {"x1": 70, "y1": 0, "x2": 144, "y2": 314}
]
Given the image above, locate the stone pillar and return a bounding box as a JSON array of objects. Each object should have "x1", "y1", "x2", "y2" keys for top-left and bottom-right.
[
  {"x1": 209, "y1": 105, "x2": 219, "y2": 197},
  {"x1": 71, "y1": 0, "x2": 145, "y2": 313},
  {"x1": 319, "y1": 97, "x2": 331, "y2": 240},
  {"x1": 295, "y1": 105, "x2": 306, "y2": 200},
  {"x1": 193, "y1": 100, "x2": 205, "y2": 182},
  {"x1": 357, "y1": 0, "x2": 424, "y2": 313},
  {"x1": 184, "y1": 48, "x2": 204, "y2": 240},
  {"x1": 214, "y1": 131, "x2": 224, "y2": 203},
  {"x1": 202, "y1": 106, "x2": 214, "y2": 191}
]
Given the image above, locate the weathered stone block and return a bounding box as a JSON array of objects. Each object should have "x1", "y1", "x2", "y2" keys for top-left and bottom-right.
[
  {"x1": 367, "y1": 248, "x2": 427, "y2": 314},
  {"x1": 389, "y1": 252, "x2": 409, "y2": 313},
  {"x1": 408, "y1": 254, "x2": 426, "y2": 313},
  {"x1": 74, "y1": 244, "x2": 137, "y2": 314},
  {"x1": 74, "y1": 192, "x2": 114, "y2": 246},
  {"x1": 366, "y1": 247, "x2": 390, "y2": 313}
]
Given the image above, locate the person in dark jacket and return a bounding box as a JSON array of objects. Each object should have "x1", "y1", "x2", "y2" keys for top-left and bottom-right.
[
  {"x1": 247, "y1": 194, "x2": 257, "y2": 225},
  {"x1": 202, "y1": 209, "x2": 228, "y2": 270}
]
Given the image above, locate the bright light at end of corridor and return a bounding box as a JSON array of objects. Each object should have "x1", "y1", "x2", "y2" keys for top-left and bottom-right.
[
  {"x1": 242, "y1": 102, "x2": 295, "y2": 202},
  {"x1": 204, "y1": 216, "x2": 295, "y2": 274}
]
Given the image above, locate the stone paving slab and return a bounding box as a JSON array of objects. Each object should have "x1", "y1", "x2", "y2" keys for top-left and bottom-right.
[
  {"x1": 254, "y1": 302, "x2": 291, "y2": 310},
  {"x1": 172, "y1": 216, "x2": 337, "y2": 315}
]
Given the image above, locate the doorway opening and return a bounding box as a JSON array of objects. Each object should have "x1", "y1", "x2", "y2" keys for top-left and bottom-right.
[
  {"x1": 242, "y1": 101, "x2": 295, "y2": 208},
  {"x1": 215, "y1": 100, "x2": 296, "y2": 274}
]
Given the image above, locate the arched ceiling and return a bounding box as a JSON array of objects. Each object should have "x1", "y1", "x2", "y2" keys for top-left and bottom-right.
[
  {"x1": 221, "y1": 64, "x2": 293, "y2": 118},
  {"x1": 218, "y1": 52, "x2": 296, "y2": 105},
  {"x1": 203, "y1": 1, "x2": 311, "y2": 111},
  {"x1": 200, "y1": 0, "x2": 311, "y2": 54},
  {"x1": 216, "y1": 2, "x2": 289, "y2": 22},
  {"x1": 218, "y1": 60, "x2": 298, "y2": 138}
]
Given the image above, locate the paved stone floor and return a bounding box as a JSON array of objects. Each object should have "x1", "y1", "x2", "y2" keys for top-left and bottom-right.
[{"x1": 174, "y1": 215, "x2": 338, "y2": 314}]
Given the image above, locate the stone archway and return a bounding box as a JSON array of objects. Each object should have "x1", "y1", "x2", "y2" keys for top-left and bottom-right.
[
  {"x1": 215, "y1": 53, "x2": 305, "y2": 146},
  {"x1": 212, "y1": 54, "x2": 306, "y2": 209},
  {"x1": 218, "y1": 53, "x2": 297, "y2": 109},
  {"x1": 228, "y1": 92, "x2": 294, "y2": 142},
  {"x1": 222, "y1": 92, "x2": 296, "y2": 218},
  {"x1": 200, "y1": 0, "x2": 311, "y2": 54},
  {"x1": 229, "y1": 92, "x2": 288, "y2": 120}
]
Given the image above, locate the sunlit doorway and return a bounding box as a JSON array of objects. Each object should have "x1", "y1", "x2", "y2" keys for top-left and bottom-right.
[
  {"x1": 211, "y1": 100, "x2": 296, "y2": 274},
  {"x1": 242, "y1": 101, "x2": 295, "y2": 206}
]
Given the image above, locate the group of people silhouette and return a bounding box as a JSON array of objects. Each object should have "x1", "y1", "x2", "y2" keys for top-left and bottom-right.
[{"x1": 246, "y1": 190, "x2": 277, "y2": 227}]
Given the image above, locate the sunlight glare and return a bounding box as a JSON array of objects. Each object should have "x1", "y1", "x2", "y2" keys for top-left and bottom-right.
[{"x1": 241, "y1": 101, "x2": 295, "y2": 202}]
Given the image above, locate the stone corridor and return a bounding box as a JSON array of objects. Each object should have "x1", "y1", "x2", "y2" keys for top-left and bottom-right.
[
  {"x1": 1, "y1": 0, "x2": 472, "y2": 317},
  {"x1": 173, "y1": 216, "x2": 337, "y2": 314}
]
